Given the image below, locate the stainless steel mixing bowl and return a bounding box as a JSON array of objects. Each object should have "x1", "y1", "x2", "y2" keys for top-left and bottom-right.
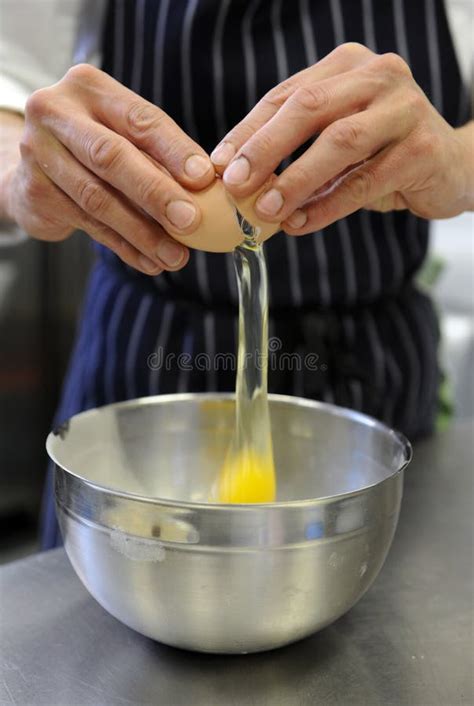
[{"x1": 47, "y1": 393, "x2": 411, "y2": 654}]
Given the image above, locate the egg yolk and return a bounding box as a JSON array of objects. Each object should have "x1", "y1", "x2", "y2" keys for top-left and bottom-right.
[{"x1": 214, "y1": 447, "x2": 276, "y2": 503}]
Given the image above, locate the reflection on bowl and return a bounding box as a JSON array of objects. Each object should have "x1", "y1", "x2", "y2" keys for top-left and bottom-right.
[{"x1": 47, "y1": 393, "x2": 411, "y2": 654}]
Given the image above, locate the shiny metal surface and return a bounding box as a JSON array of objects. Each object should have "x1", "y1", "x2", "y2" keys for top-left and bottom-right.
[
  {"x1": 46, "y1": 394, "x2": 410, "y2": 653},
  {"x1": 3, "y1": 420, "x2": 472, "y2": 705}
]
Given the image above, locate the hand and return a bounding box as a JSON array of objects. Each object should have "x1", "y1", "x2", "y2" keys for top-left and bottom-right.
[
  {"x1": 1, "y1": 65, "x2": 215, "y2": 274},
  {"x1": 211, "y1": 43, "x2": 474, "y2": 235}
]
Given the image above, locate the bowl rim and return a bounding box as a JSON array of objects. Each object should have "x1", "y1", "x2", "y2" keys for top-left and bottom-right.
[{"x1": 46, "y1": 392, "x2": 412, "y2": 510}]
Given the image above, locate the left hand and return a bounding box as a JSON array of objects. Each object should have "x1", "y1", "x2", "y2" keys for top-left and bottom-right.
[{"x1": 211, "y1": 43, "x2": 473, "y2": 234}]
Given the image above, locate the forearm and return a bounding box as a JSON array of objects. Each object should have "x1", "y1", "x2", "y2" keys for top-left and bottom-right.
[
  {"x1": 455, "y1": 120, "x2": 474, "y2": 212},
  {"x1": 0, "y1": 110, "x2": 24, "y2": 223}
]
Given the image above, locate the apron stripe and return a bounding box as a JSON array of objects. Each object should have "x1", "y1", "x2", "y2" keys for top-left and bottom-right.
[
  {"x1": 204, "y1": 312, "x2": 217, "y2": 392},
  {"x1": 388, "y1": 299, "x2": 420, "y2": 432},
  {"x1": 383, "y1": 211, "x2": 404, "y2": 289},
  {"x1": 393, "y1": 0, "x2": 411, "y2": 62},
  {"x1": 225, "y1": 252, "x2": 239, "y2": 305},
  {"x1": 364, "y1": 310, "x2": 386, "y2": 408},
  {"x1": 313, "y1": 232, "x2": 331, "y2": 307},
  {"x1": 213, "y1": 0, "x2": 232, "y2": 136},
  {"x1": 358, "y1": 210, "x2": 381, "y2": 299},
  {"x1": 58, "y1": 268, "x2": 104, "y2": 419},
  {"x1": 299, "y1": 0, "x2": 318, "y2": 64},
  {"x1": 425, "y1": 0, "x2": 443, "y2": 114},
  {"x1": 343, "y1": 316, "x2": 364, "y2": 411},
  {"x1": 362, "y1": 0, "x2": 377, "y2": 52},
  {"x1": 113, "y1": 0, "x2": 125, "y2": 83},
  {"x1": 384, "y1": 346, "x2": 402, "y2": 424},
  {"x1": 131, "y1": 0, "x2": 146, "y2": 94},
  {"x1": 149, "y1": 299, "x2": 174, "y2": 394},
  {"x1": 181, "y1": 0, "x2": 200, "y2": 140},
  {"x1": 330, "y1": 0, "x2": 346, "y2": 47},
  {"x1": 242, "y1": 0, "x2": 261, "y2": 112},
  {"x1": 125, "y1": 293, "x2": 153, "y2": 399},
  {"x1": 153, "y1": 0, "x2": 170, "y2": 106},
  {"x1": 104, "y1": 282, "x2": 134, "y2": 402},
  {"x1": 177, "y1": 327, "x2": 194, "y2": 393},
  {"x1": 336, "y1": 218, "x2": 357, "y2": 305},
  {"x1": 195, "y1": 250, "x2": 211, "y2": 303},
  {"x1": 83, "y1": 272, "x2": 119, "y2": 409}
]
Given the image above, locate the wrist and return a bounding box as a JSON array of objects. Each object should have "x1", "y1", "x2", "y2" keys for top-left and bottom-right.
[{"x1": 454, "y1": 122, "x2": 474, "y2": 212}]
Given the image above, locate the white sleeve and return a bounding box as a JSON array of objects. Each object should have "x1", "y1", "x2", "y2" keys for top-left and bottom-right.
[
  {"x1": 445, "y1": 0, "x2": 473, "y2": 91},
  {"x1": 0, "y1": 0, "x2": 106, "y2": 243},
  {"x1": 0, "y1": 0, "x2": 105, "y2": 114}
]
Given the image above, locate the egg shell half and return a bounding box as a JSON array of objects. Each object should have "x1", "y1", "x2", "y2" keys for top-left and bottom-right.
[{"x1": 171, "y1": 179, "x2": 281, "y2": 253}]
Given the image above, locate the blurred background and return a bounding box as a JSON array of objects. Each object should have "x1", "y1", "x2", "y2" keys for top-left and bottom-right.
[
  {"x1": 0, "y1": 232, "x2": 93, "y2": 562},
  {"x1": 0, "y1": 213, "x2": 472, "y2": 564}
]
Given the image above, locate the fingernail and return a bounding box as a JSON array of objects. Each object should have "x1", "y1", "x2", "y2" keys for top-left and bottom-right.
[
  {"x1": 166, "y1": 200, "x2": 196, "y2": 230},
  {"x1": 256, "y1": 188, "x2": 284, "y2": 217},
  {"x1": 286, "y1": 209, "x2": 308, "y2": 229},
  {"x1": 157, "y1": 240, "x2": 186, "y2": 268},
  {"x1": 223, "y1": 156, "x2": 250, "y2": 185},
  {"x1": 184, "y1": 154, "x2": 212, "y2": 179},
  {"x1": 211, "y1": 142, "x2": 235, "y2": 166},
  {"x1": 139, "y1": 255, "x2": 162, "y2": 274}
]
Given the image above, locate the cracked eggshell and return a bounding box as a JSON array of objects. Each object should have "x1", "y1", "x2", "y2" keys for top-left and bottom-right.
[{"x1": 171, "y1": 178, "x2": 280, "y2": 253}]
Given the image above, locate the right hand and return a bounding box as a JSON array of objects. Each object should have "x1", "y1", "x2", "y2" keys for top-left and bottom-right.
[{"x1": 2, "y1": 64, "x2": 215, "y2": 274}]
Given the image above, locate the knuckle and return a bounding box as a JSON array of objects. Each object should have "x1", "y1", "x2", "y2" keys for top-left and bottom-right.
[
  {"x1": 326, "y1": 119, "x2": 366, "y2": 153},
  {"x1": 406, "y1": 89, "x2": 427, "y2": 117},
  {"x1": 161, "y1": 134, "x2": 187, "y2": 163},
  {"x1": 262, "y1": 79, "x2": 294, "y2": 108},
  {"x1": 25, "y1": 88, "x2": 52, "y2": 121},
  {"x1": 224, "y1": 122, "x2": 255, "y2": 149},
  {"x1": 64, "y1": 63, "x2": 99, "y2": 85},
  {"x1": 376, "y1": 52, "x2": 412, "y2": 78},
  {"x1": 78, "y1": 180, "x2": 110, "y2": 217},
  {"x1": 284, "y1": 161, "x2": 313, "y2": 190},
  {"x1": 126, "y1": 101, "x2": 165, "y2": 139},
  {"x1": 85, "y1": 133, "x2": 122, "y2": 172},
  {"x1": 136, "y1": 174, "x2": 164, "y2": 207},
  {"x1": 334, "y1": 42, "x2": 370, "y2": 60},
  {"x1": 412, "y1": 129, "x2": 438, "y2": 158},
  {"x1": 293, "y1": 84, "x2": 330, "y2": 113},
  {"x1": 345, "y1": 169, "x2": 373, "y2": 203},
  {"x1": 246, "y1": 129, "x2": 275, "y2": 160}
]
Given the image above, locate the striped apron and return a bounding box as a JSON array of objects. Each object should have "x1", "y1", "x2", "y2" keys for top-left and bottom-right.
[{"x1": 41, "y1": 0, "x2": 468, "y2": 548}]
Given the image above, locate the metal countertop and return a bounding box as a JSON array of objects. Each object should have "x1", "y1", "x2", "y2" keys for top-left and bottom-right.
[{"x1": 1, "y1": 420, "x2": 472, "y2": 706}]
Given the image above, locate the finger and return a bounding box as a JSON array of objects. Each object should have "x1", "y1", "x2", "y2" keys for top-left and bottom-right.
[
  {"x1": 46, "y1": 112, "x2": 202, "y2": 237},
  {"x1": 64, "y1": 64, "x2": 214, "y2": 190},
  {"x1": 254, "y1": 104, "x2": 414, "y2": 223},
  {"x1": 35, "y1": 131, "x2": 189, "y2": 271},
  {"x1": 211, "y1": 42, "x2": 372, "y2": 171},
  {"x1": 18, "y1": 140, "x2": 167, "y2": 274},
  {"x1": 79, "y1": 215, "x2": 165, "y2": 275},
  {"x1": 21, "y1": 159, "x2": 163, "y2": 274},
  {"x1": 282, "y1": 145, "x2": 407, "y2": 234},
  {"x1": 221, "y1": 67, "x2": 394, "y2": 198}
]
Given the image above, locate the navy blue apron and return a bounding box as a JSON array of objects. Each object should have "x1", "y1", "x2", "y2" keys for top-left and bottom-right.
[{"x1": 41, "y1": 0, "x2": 469, "y2": 548}]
